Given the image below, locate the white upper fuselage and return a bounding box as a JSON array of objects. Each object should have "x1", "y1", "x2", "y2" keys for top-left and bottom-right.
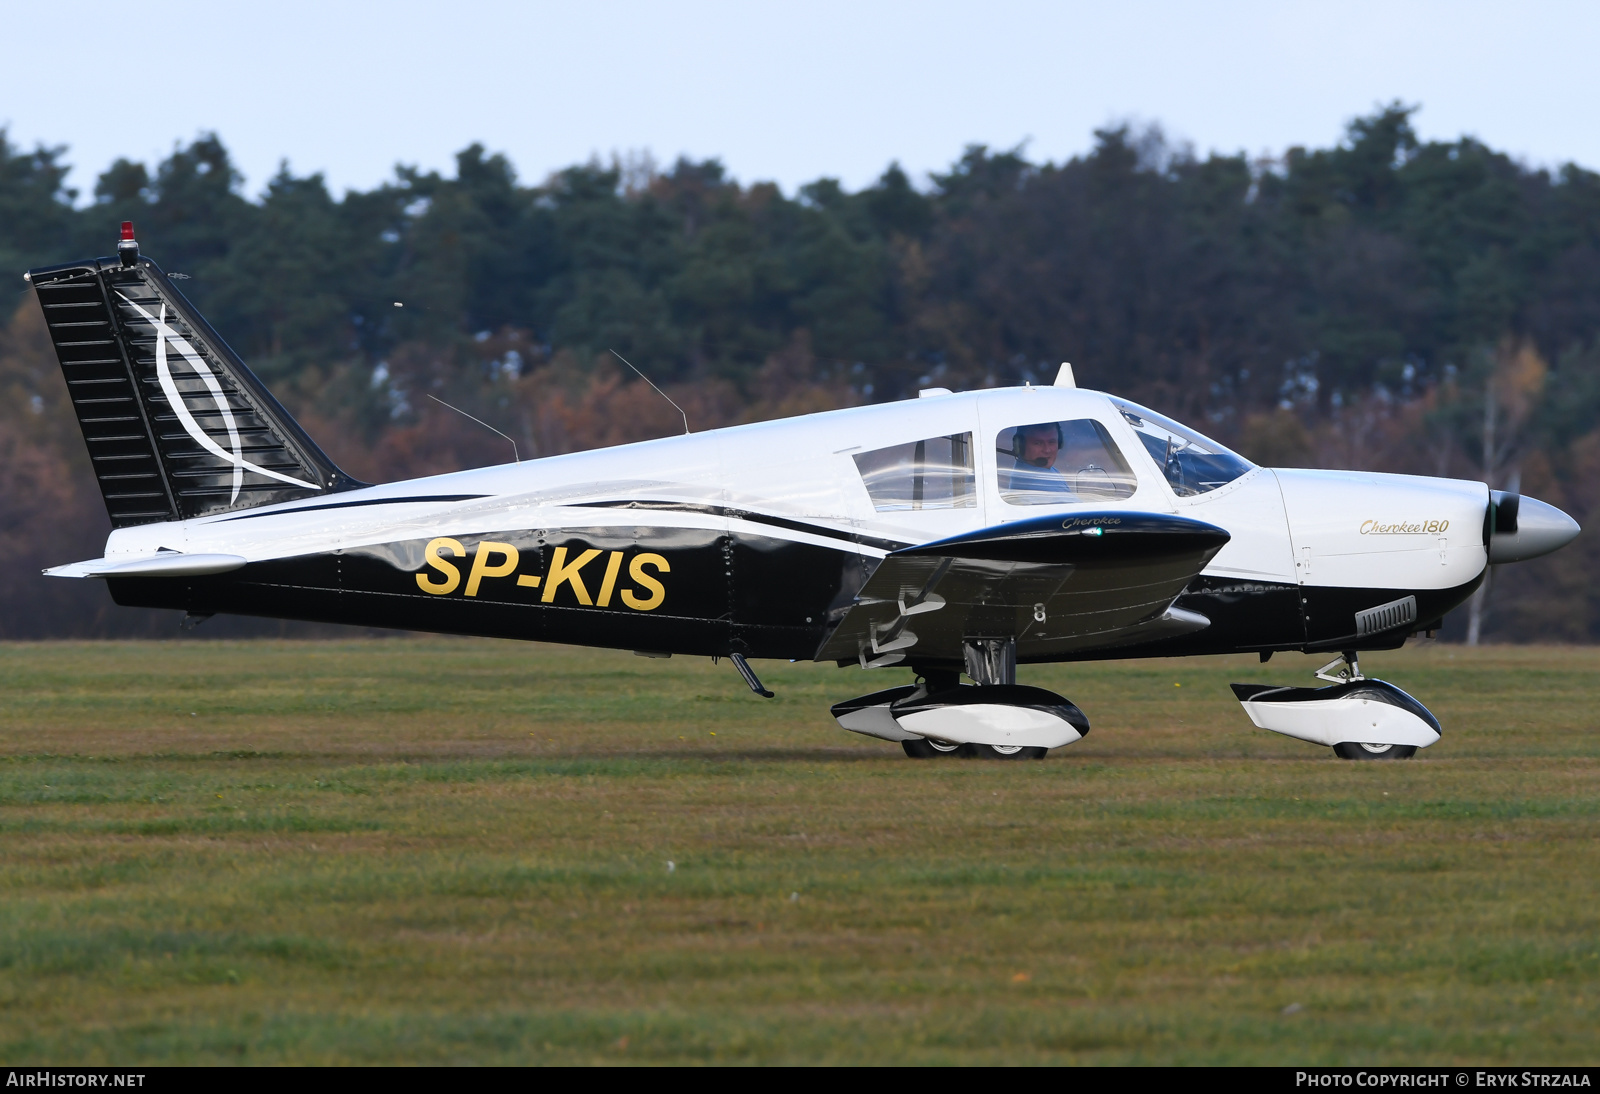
[{"x1": 90, "y1": 384, "x2": 1492, "y2": 598}]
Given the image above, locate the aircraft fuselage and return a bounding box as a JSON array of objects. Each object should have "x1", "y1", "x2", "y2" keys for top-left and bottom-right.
[{"x1": 89, "y1": 386, "x2": 1495, "y2": 665}]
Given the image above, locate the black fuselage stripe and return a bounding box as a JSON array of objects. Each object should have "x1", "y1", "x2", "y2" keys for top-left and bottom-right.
[
  {"x1": 572, "y1": 500, "x2": 907, "y2": 552},
  {"x1": 217, "y1": 495, "x2": 492, "y2": 521}
]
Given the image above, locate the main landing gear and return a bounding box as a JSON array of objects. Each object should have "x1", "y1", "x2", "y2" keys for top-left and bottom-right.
[
  {"x1": 831, "y1": 640, "x2": 1088, "y2": 760},
  {"x1": 1332, "y1": 741, "x2": 1417, "y2": 761},
  {"x1": 1231, "y1": 650, "x2": 1441, "y2": 760},
  {"x1": 900, "y1": 727, "x2": 1046, "y2": 760},
  {"x1": 901, "y1": 736, "x2": 976, "y2": 758}
]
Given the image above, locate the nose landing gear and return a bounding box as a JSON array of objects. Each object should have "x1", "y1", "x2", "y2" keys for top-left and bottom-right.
[
  {"x1": 1232, "y1": 650, "x2": 1441, "y2": 760},
  {"x1": 1332, "y1": 741, "x2": 1418, "y2": 760}
]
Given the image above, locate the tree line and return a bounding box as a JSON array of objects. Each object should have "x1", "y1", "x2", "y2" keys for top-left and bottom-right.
[{"x1": 2, "y1": 105, "x2": 1598, "y2": 640}]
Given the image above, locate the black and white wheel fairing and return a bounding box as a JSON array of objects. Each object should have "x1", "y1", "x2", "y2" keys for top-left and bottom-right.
[
  {"x1": 835, "y1": 681, "x2": 1080, "y2": 758},
  {"x1": 1231, "y1": 679, "x2": 1440, "y2": 755},
  {"x1": 890, "y1": 684, "x2": 1089, "y2": 751}
]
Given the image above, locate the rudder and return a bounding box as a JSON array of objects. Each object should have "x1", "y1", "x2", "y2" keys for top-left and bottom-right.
[{"x1": 26, "y1": 224, "x2": 364, "y2": 528}]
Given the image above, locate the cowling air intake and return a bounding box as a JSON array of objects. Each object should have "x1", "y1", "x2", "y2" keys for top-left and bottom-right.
[{"x1": 26, "y1": 224, "x2": 365, "y2": 527}]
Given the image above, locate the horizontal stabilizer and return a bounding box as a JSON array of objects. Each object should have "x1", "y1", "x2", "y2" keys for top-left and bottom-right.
[{"x1": 44, "y1": 553, "x2": 248, "y2": 579}]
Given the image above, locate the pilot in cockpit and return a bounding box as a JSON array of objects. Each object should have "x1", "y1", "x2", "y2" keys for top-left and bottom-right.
[{"x1": 1005, "y1": 422, "x2": 1075, "y2": 496}]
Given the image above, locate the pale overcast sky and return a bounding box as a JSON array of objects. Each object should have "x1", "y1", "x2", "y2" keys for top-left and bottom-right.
[{"x1": 7, "y1": 0, "x2": 1599, "y2": 201}]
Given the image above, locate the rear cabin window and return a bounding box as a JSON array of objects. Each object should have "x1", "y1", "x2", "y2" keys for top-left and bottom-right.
[
  {"x1": 996, "y1": 419, "x2": 1139, "y2": 505},
  {"x1": 853, "y1": 433, "x2": 976, "y2": 511},
  {"x1": 1112, "y1": 399, "x2": 1253, "y2": 497}
]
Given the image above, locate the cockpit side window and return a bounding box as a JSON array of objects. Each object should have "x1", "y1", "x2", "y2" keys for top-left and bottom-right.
[
  {"x1": 995, "y1": 419, "x2": 1138, "y2": 505},
  {"x1": 1112, "y1": 398, "x2": 1254, "y2": 497},
  {"x1": 853, "y1": 432, "x2": 976, "y2": 511}
]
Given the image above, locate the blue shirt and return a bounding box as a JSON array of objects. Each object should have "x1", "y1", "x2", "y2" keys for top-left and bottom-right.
[{"x1": 1004, "y1": 459, "x2": 1076, "y2": 496}]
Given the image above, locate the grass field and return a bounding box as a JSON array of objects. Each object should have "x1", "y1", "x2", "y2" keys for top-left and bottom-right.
[{"x1": 0, "y1": 638, "x2": 1596, "y2": 1065}]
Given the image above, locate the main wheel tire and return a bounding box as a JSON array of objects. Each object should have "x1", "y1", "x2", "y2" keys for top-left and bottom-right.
[
  {"x1": 1332, "y1": 741, "x2": 1417, "y2": 760},
  {"x1": 902, "y1": 738, "x2": 969, "y2": 758},
  {"x1": 969, "y1": 743, "x2": 1047, "y2": 761}
]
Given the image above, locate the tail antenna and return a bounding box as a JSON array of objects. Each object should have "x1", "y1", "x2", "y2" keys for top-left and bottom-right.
[
  {"x1": 425, "y1": 394, "x2": 519, "y2": 463},
  {"x1": 610, "y1": 349, "x2": 689, "y2": 435}
]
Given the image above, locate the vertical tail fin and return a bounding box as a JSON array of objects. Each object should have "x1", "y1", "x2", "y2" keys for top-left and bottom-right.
[{"x1": 26, "y1": 229, "x2": 364, "y2": 528}]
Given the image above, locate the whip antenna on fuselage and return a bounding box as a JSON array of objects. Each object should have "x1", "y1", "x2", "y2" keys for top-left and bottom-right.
[
  {"x1": 610, "y1": 349, "x2": 689, "y2": 435},
  {"x1": 425, "y1": 394, "x2": 519, "y2": 463}
]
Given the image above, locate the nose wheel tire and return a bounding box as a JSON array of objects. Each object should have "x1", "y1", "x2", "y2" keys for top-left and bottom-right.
[
  {"x1": 901, "y1": 738, "x2": 969, "y2": 758},
  {"x1": 970, "y1": 743, "x2": 1047, "y2": 760},
  {"x1": 1333, "y1": 741, "x2": 1417, "y2": 760}
]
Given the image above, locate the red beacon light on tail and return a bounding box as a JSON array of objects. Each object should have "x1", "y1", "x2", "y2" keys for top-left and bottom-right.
[{"x1": 117, "y1": 221, "x2": 139, "y2": 267}]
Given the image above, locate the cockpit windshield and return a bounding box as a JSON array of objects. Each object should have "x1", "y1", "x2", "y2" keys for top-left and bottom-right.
[{"x1": 1112, "y1": 399, "x2": 1253, "y2": 497}]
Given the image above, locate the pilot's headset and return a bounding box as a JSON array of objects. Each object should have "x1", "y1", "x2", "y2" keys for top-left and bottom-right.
[{"x1": 1010, "y1": 422, "x2": 1064, "y2": 461}]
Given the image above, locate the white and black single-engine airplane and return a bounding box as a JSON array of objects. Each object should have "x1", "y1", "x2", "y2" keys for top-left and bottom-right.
[{"x1": 24, "y1": 226, "x2": 1582, "y2": 760}]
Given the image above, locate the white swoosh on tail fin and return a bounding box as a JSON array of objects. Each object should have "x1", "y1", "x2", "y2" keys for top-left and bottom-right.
[{"x1": 119, "y1": 293, "x2": 321, "y2": 500}]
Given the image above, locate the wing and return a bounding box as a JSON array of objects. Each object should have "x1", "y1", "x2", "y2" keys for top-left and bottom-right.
[{"x1": 815, "y1": 511, "x2": 1230, "y2": 667}]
